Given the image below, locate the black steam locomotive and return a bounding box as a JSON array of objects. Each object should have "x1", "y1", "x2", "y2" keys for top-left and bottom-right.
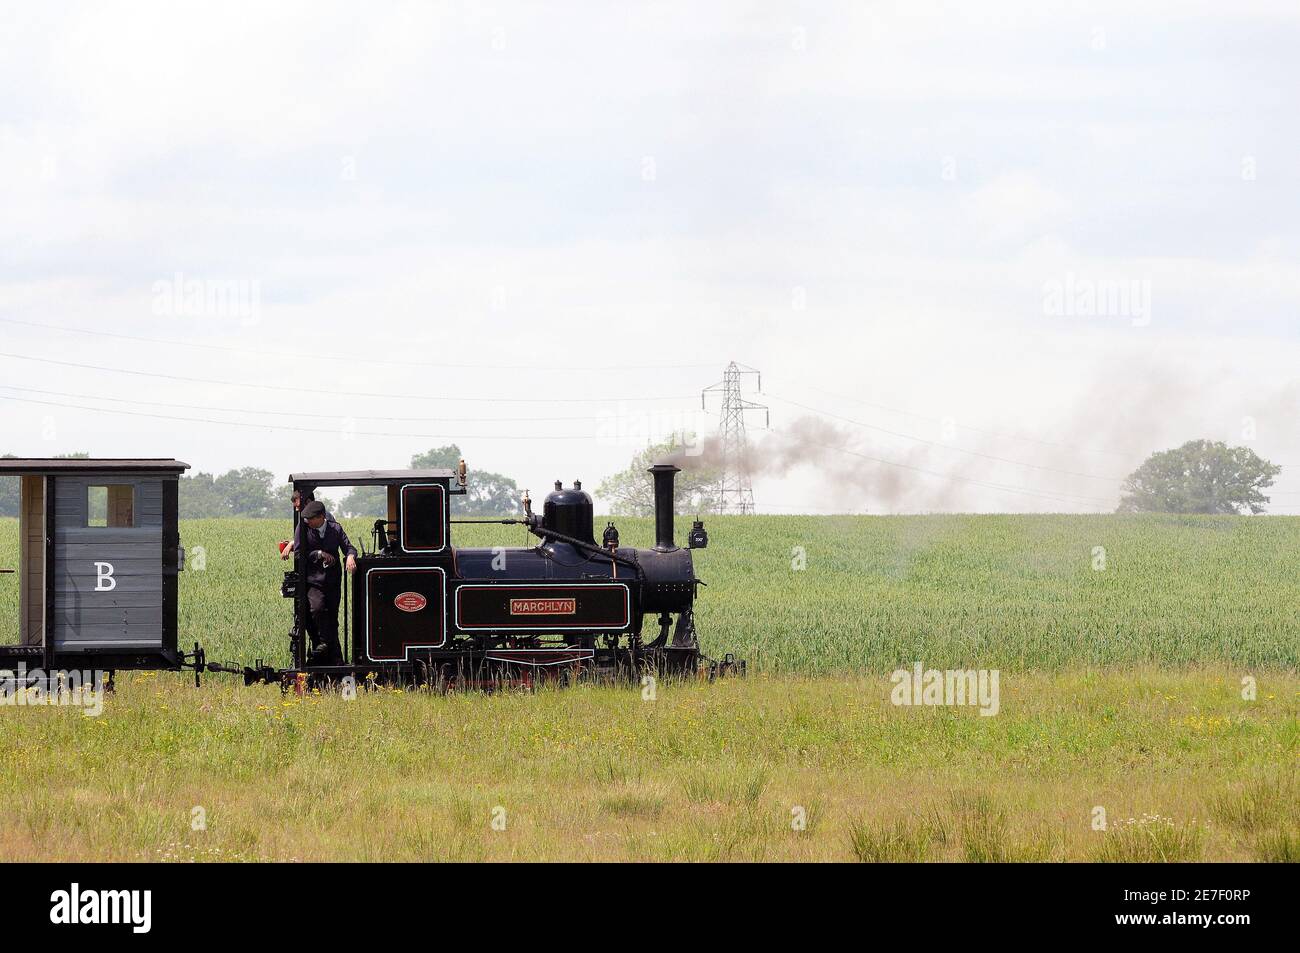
[{"x1": 219, "y1": 461, "x2": 739, "y2": 689}]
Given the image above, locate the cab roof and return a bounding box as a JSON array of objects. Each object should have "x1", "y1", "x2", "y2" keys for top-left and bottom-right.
[{"x1": 289, "y1": 468, "x2": 463, "y2": 489}]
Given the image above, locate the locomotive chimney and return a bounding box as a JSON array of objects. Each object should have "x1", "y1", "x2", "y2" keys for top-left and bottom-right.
[{"x1": 648, "y1": 463, "x2": 680, "y2": 551}]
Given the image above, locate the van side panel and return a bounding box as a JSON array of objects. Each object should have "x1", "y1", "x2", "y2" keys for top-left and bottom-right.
[{"x1": 51, "y1": 476, "x2": 165, "y2": 651}]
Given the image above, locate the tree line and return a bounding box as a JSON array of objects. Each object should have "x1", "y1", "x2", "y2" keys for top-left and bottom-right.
[{"x1": 0, "y1": 438, "x2": 1284, "y2": 517}]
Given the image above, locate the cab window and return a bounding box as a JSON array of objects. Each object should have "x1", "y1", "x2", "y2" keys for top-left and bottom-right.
[{"x1": 400, "y1": 484, "x2": 446, "y2": 551}]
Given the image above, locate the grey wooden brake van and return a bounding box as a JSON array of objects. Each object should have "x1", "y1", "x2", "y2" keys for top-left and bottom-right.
[{"x1": 0, "y1": 458, "x2": 188, "y2": 672}]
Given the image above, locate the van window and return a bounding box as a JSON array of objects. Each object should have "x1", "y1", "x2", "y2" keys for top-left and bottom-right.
[{"x1": 88, "y1": 485, "x2": 135, "y2": 528}]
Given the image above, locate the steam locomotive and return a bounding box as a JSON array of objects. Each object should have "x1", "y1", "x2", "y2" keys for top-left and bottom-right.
[{"x1": 219, "y1": 461, "x2": 740, "y2": 689}]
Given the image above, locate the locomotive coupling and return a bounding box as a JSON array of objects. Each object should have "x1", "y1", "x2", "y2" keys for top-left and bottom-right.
[
  {"x1": 201, "y1": 660, "x2": 278, "y2": 686},
  {"x1": 179, "y1": 642, "x2": 207, "y2": 688}
]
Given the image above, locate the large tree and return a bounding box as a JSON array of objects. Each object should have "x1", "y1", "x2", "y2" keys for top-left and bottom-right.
[
  {"x1": 180, "y1": 470, "x2": 330, "y2": 518},
  {"x1": 337, "y1": 445, "x2": 519, "y2": 517},
  {"x1": 596, "y1": 436, "x2": 721, "y2": 516},
  {"x1": 178, "y1": 472, "x2": 230, "y2": 518},
  {"x1": 1117, "y1": 440, "x2": 1281, "y2": 515},
  {"x1": 411, "y1": 445, "x2": 519, "y2": 516},
  {"x1": 215, "y1": 467, "x2": 280, "y2": 518}
]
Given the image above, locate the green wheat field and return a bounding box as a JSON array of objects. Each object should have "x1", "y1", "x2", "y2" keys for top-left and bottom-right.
[{"x1": 1, "y1": 515, "x2": 1297, "y2": 861}]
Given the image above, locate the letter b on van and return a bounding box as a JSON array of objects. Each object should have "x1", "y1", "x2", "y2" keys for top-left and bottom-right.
[{"x1": 94, "y1": 562, "x2": 117, "y2": 592}]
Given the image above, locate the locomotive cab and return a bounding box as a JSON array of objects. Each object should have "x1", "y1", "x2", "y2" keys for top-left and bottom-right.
[{"x1": 286, "y1": 467, "x2": 462, "y2": 669}]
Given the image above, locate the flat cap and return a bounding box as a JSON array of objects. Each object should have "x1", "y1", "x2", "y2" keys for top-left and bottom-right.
[{"x1": 301, "y1": 500, "x2": 327, "y2": 520}]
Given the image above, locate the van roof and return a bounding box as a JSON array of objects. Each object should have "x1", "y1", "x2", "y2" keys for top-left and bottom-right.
[{"x1": 0, "y1": 458, "x2": 190, "y2": 474}]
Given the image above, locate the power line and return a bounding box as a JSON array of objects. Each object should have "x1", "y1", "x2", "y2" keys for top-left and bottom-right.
[
  {"x1": 750, "y1": 506, "x2": 870, "y2": 514},
  {"x1": 0, "y1": 383, "x2": 680, "y2": 424},
  {"x1": 2, "y1": 392, "x2": 1118, "y2": 510},
  {"x1": 0, "y1": 389, "x2": 1109, "y2": 506},
  {"x1": 791, "y1": 381, "x2": 1136, "y2": 460},
  {"x1": 0, "y1": 351, "x2": 696, "y2": 404},
  {"x1": 0, "y1": 393, "x2": 623, "y2": 441},
  {"x1": 762, "y1": 425, "x2": 1112, "y2": 507},
  {"x1": 0, "y1": 317, "x2": 717, "y2": 372},
  {"x1": 764, "y1": 392, "x2": 1126, "y2": 483}
]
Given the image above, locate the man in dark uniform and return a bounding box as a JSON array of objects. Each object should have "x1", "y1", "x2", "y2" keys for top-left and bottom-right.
[{"x1": 295, "y1": 500, "x2": 358, "y2": 666}]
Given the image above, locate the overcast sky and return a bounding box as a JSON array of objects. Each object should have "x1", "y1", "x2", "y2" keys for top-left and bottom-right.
[{"x1": 1, "y1": 1, "x2": 1297, "y2": 513}]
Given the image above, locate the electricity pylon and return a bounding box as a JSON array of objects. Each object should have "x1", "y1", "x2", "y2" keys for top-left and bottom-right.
[{"x1": 701, "y1": 362, "x2": 768, "y2": 514}]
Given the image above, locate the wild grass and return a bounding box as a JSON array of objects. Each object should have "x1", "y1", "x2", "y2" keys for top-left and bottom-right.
[
  {"x1": 849, "y1": 795, "x2": 1068, "y2": 863},
  {"x1": 1090, "y1": 814, "x2": 1205, "y2": 863},
  {"x1": 849, "y1": 815, "x2": 945, "y2": 862},
  {"x1": 1210, "y1": 773, "x2": 1299, "y2": 832},
  {"x1": 1250, "y1": 831, "x2": 1300, "y2": 863},
  {"x1": 599, "y1": 790, "x2": 667, "y2": 819},
  {"x1": 681, "y1": 766, "x2": 768, "y2": 805},
  {"x1": 0, "y1": 669, "x2": 1293, "y2": 861}
]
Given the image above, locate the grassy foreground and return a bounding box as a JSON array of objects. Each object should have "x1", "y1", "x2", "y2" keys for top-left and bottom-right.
[
  {"x1": 1, "y1": 514, "x2": 1296, "y2": 861},
  {"x1": 0, "y1": 668, "x2": 1295, "y2": 861}
]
